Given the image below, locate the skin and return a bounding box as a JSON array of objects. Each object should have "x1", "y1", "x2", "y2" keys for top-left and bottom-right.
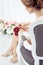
[{"x1": 2, "y1": 1, "x2": 43, "y2": 63}]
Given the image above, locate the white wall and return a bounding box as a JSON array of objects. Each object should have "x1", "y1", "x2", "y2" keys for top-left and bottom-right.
[
  {"x1": 0, "y1": 0, "x2": 15, "y2": 21},
  {"x1": 0, "y1": 0, "x2": 36, "y2": 23}
]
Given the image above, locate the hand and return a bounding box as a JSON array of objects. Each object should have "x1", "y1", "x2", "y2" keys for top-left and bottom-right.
[
  {"x1": 19, "y1": 22, "x2": 30, "y2": 27},
  {"x1": 21, "y1": 26, "x2": 29, "y2": 31},
  {"x1": 27, "y1": 39, "x2": 32, "y2": 45}
]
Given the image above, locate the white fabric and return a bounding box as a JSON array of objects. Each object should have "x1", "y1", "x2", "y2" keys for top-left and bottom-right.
[
  {"x1": 22, "y1": 16, "x2": 43, "y2": 51},
  {"x1": 18, "y1": 16, "x2": 43, "y2": 65},
  {"x1": 29, "y1": 16, "x2": 43, "y2": 65}
]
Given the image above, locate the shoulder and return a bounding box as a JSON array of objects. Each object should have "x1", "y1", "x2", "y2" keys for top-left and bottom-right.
[{"x1": 37, "y1": 16, "x2": 43, "y2": 22}]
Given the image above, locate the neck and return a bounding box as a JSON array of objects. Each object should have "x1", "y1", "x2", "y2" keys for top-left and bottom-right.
[{"x1": 34, "y1": 9, "x2": 43, "y2": 19}]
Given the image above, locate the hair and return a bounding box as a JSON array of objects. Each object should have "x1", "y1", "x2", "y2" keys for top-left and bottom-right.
[{"x1": 21, "y1": 0, "x2": 43, "y2": 10}]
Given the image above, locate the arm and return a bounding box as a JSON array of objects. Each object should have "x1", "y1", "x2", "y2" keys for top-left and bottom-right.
[
  {"x1": 19, "y1": 22, "x2": 30, "y2": 31},
  {"x1": 26, "y1": 38, "x2": 32, "y2": 45},
  {"x1": 19, "y1": 22, "x2": 31, "y2": 27},
  {"x1": 20, "y1": 27, "x2": 29, "y2": 31}
]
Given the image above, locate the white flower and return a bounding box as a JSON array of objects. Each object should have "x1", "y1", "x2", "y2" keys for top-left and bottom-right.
[
  {"x1": 6, "y1": 27, "x2": 13, "y2": 35},
  {"x1": 6, "y1": 24, "x2": 15, "y2": 35},
  {"x1": 0, "y1": 21, "x2": 15, "y2": 35}
]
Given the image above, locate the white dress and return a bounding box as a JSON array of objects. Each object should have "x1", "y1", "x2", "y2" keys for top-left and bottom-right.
[{"x1": 23, "y1": 16, "x2": 43, "y2": 51}]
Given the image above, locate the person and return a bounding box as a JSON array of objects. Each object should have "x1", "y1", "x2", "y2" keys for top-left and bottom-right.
[
  {"x1": 20, "y1": 0, "x2": 43, "y2": 57},
  {"x1": 2, "y1": 22, "x2": 31, "y2": 63},
  {"x1": 21, "y1": 0, "x2": 43, "y2": 18},
  {"x1": 19, "y1": 0, "x2": 43, "y2": 65},
  {"x1": 20, "y1": 0, "x2": 43, "y2": 51},
  {"x1": 21, "y1": 0, "x2": 43, "y2": 39}
]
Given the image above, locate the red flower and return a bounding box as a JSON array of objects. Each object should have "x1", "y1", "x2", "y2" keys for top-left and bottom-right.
[{"x1": 13, "y1": 27, "x2": 19, "y2": 36}]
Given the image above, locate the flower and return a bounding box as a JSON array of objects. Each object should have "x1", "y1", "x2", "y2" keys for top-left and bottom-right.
[
  {"x1": 0, "y1": 20, "x2": 15, "y2": 35},
  {"x1": 6, "y1": 27, "x2": 13, "y2": 35}
]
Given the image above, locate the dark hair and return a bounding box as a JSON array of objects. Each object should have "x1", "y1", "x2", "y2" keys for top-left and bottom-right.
[{"x1": 21, "y1": 0, "x2": 43, "y2": 10}]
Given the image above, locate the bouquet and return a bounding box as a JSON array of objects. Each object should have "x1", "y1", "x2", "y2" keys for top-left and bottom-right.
[{"x1": 0, "y1": 19, "x2": 15, "y2": 35}]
